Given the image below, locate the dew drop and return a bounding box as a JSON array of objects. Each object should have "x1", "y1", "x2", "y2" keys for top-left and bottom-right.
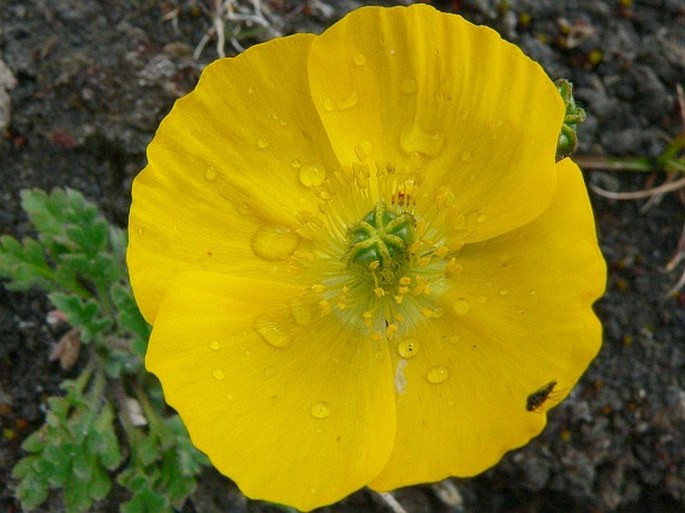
[
  {"x1": 254, "y1": 318, "x2": 291, "y2": 348},
  {"x1": 212, "y1": 369, "x2": 225, "y2": 380},
  {"x1": 289, "y1": 298, "x2": 314, "y2": 326},
  {"x1": 353, "y1": 52, "x2": 367, "y2": 66},
  {"x1": 250, "y1": 225, "x2": 300, "y2": 261},
  {"x1": 256, "y1": 136, "x2": 269, "y2": 149},
  {"x1": 226, "y1": 392, "x2": 235, "y2": 401},
  {"x1": 397, "y1": 338, "x2": 420, "y2": 359},
  {"x1": 310, "y1": 401, "x2": 331, "y2": 419},
  {"x1": 426, "y1": 365, "x2": 449, "y2": 384},
  {"x1": 204, "y1": 166, "x2": 217, "y2": 182},
  {"x1": 323, "y1": 98, "x2": 335, "y2": 112},
  {"x1": 299, "y1": 164, "x2": 326, "y2": 187},
  {"x1": 209, "y1": 339, "x2": 220, "y2": 350},
  {"x1": 453, "y1": 298, "x2": 471, "y2": 316},
  {"x1": 136, "y1": 227, "x2": 145, "y2": 236},
  {"x1": 460, "y1": 150, "x2": 472, "y2": 162},
  {"x1": 337, "y1": 91, "x2": 359, "y2": 111},
  {"x1": 400, "y1": 123, "x2": 444, "y2": 157},
  {"x1": 400, "y1": 79, "x2": 417, "y2": 95},
  {"x1": 476, "y1": 213, "x2": 487, "y2": 224}
]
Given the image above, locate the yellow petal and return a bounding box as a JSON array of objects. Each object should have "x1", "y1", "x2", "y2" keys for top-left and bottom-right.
[
  {"x1": 128, "y1": 33, "x2": 343, "y2": 324},
  {"x1": 146, "y1": 271, "x2": 396, "y2": 511},
  {"x1": 308, "y1": 4, "x2": 564, "y2": 242},
  {"x1": 370, "y1": 159, "x2": 605, "y2": 489}
]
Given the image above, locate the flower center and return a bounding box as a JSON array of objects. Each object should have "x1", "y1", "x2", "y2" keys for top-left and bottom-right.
[{"x1": 346, "y1": 202, "x2": 415, "y2": 289}]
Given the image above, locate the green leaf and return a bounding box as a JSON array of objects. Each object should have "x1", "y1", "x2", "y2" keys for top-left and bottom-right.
[
  {"x1": 49, "y1": 293, "x2": 111, "y2": 343},
  {"x1": 0, "y1": 235, "x2": 56, "y2": 290},
  {"x1": 111, "y1": 283, "x2": 150, "y2": 355},
  {"x1": 13, "y1": 459, "x2": 50, "y2": 511}
]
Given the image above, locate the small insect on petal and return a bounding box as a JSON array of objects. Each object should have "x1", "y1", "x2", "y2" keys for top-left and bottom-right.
[{"x1": 526, "y1": 380, "x2": 558, "y2": 412}]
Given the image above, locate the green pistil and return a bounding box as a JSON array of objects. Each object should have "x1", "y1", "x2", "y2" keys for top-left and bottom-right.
[{"x1": 347, "y1": 202, "x2": 415, "y2": 270}]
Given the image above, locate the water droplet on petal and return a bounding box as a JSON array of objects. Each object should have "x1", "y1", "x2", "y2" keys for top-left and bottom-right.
[
  {"x1": 256, "y1": 136, "x2": 269, "y2": 149},
  {"x1": 209, "y1": 339, "x2": 220, "y2": 350},
  {"x1": 136, "y1": 227, "x2": 145, "y2": 236},
  {"x1": 289, "y1": 298, "x2": 313, "y2": 326},
  {"x1": 397, "y1": 338, "x2": 420, "y2": 359},
  {"x1": 250, "y1": 225, "x2": 299, "y2": 261},
  {"x1": 453, "y1": 298, "x2": 471, "y2": 316},
  {"x1": 212, "y1": 369, "x2": 225, "y2": 380},
  {"x1": 337, "y1": 91, "x2": 359, "y2": 110},
  {"x1": 310, "y1": 401, "x2": 331, "y2": 419},
  {"x1": 353, "y1": 52, "x2": 367, "y2": 66},
  {"x1": 204, "y1": 166, "x2": 217, "y2": 182},
  {"x1": 299, "y1": 164, "x2": 326, "y2": 187},
  {"x1": 400, "y1": 79, "x2": 417, "y2": 95},
  {"x1": 226, "y1": 392, "x2": 235, "y2": 401},
  {"x1": 426, "y1": 365, "x2": 449, "y2": 384},
  {"x1": 460, "y1": 150, "x2": 472, "y2": 162},
  {"x1": 476, "y1": 213, "x2": 487, "y2": 224},
  {"x1": 254, "y1": 318, "x2": 291, "y2": 348},
  {"x1": 323, "y1": 98, "x2": 335, "y2": 112},
  {"x1": 400, "y1": 123, "x2": 444, "y2": 157}
]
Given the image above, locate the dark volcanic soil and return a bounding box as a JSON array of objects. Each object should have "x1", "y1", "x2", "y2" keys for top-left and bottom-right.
[{"x1": 1, "y1": 1, "x2": 685, "y2": 512}]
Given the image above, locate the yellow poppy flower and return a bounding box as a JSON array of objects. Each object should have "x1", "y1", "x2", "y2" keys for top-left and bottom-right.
[{"x1": 127, "y1": 4, "x2": 606, "y2": 511}]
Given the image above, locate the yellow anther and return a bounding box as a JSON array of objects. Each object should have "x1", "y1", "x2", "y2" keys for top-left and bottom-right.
[
  {"x1": 319, "y1": 300, "x2": 331, "y2": 315},
  {"x1": 369, "y1": 260, "x2": 381, "y2": 270},
  {"x1": 418, "y1": 255, "x2": 432, "y2": 266},
  {"x1": 373, "y1": 287, "x2": 386, "y2": 298},
  {"x1": 363, "y1": 311, "x2": 373, "y2": 330},
  {"x1": 434, "y1": 246, "x2": 450, "y2": 258},
  {"x1": 397, "y1": 286, "x2": 409, "y2": 295},
  {"x1": 446, "y1": 258, "x2": 463, "y2": 276},
  {"x1": 311, "y1": 284, "x2": 326, "y2": 293},
  {"x1": 386, "y1": 323, "x2": 399, "y2": 338},
  {"x1": 450, "y1": 240, "x2": 465, "y2": 252},
  {"x1": 399, "y1": 276, "x2": 411, "y2": 286},
  {"x1": 394, "y1": 295, "x2": 404, "y2": 304}
]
